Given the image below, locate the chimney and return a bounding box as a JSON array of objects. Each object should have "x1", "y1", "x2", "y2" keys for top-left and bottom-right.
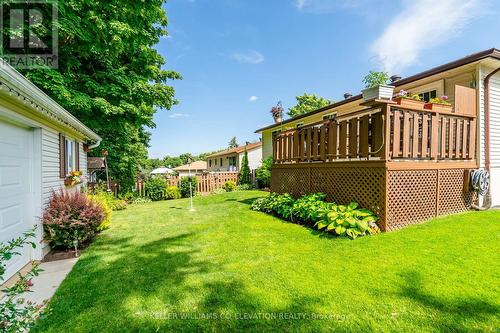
[
  {"x1": 390, "y1": 75, "x2": 402, "y2": 83},
  {"x1": 343, "y1": 92, "x2": 352, "y2": 99}
]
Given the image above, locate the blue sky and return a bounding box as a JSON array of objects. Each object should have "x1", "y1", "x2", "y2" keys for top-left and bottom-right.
[{"x1": 150, "y1": 0, "x2": 499, "y2": 158}]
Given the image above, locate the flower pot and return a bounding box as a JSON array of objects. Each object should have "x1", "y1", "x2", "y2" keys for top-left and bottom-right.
[
  {"x1": 64, "y1": 179, "x2": 76, "y2": 187},
  {"x1": 393, "y1": 97, "x2": 426, "y2": 110},
  {"x1": 273, "y1": 115, "x2": 282, "y2": 123},
  {"x1": 362, "y1": 84, "x2": 394, "y2": 102},
  {"x1": 424, "y1": 103, "x2": 453, "y2": 113}
]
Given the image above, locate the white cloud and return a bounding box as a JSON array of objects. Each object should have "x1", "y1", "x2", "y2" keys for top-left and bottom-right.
[
  {"x1": 168, "y1": 113, "x2": 189, "y2": 119},
  {"x1": 231, "y1": 50, "x2": 264, "y2": 64},
  {"x1": 248, "y1": 96, "x2": 258, "y2": 102},
  {"x1": 294, "y1": 0, "x2": 367, "y2": 13},
  {"x1": 371, "y1": 0, "x2": 486, "y2": 72}
]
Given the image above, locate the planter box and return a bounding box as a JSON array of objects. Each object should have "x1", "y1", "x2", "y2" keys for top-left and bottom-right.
[
  {"x1": 393, "y1": 97, "x2": 426, "y2": 110},
  {"x1": 424, "y1": 103, "x2": 453, "y2": 113},
  {"x1": 362, "y1": 84, "x2": 394, "y2": 102}
]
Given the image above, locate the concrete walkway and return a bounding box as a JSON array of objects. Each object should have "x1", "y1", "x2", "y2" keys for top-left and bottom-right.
[{"x1": 23, "y1": 258, "x2": 78, "y2": 305}]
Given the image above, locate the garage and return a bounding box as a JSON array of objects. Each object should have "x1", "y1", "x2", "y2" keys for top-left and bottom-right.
[{"x1": 0, "y1": 119, "x2": 34, "y2": 281}]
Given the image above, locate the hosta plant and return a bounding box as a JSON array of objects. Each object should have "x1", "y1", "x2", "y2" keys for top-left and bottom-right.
[
  {"x1": 290, "y1": 193, "x2": 331, "y2": 224},
  {"x1": 315, "y1": 202, "x2": 379, "y2": 239}
]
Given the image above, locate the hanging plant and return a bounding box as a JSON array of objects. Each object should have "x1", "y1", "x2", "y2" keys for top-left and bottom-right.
[{"x1": 270, "y1": 101, "x2": 284, "y2": 123}]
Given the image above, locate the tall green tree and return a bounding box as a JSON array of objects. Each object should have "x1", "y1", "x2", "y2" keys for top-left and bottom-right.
[
  {"x1": 228, "y1": 137, "x2": 238, "y2": 148},
  {"x1": 238, "y1": 151, "x2": 251, "y2": 185},
  {"x1": 21, "y1": 0, "x2": 180, "y2": 189},
  {"x1": 287, "y1": 93, "x2": 331, "y2": 118}
]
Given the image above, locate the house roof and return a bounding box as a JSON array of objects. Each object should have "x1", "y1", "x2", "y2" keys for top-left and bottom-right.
[
  {"x1": 173, "y1": 160, "x2": 207, "y2": 171},
  {"x1": 255, "y1": 48, "x2": 500, "y2": 133},
  {"x1": 87, "y1": 157, "x2": 106, "y2": 170},
  {"x1": 206, "y1": 141, "x2": 262, "y2": 158},
  {"x1": 0, "y1": 59, "x2": 101, "y2": 143}
]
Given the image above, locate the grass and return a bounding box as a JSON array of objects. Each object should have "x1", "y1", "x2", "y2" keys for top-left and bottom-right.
[{"x1": 34, "y1": 191, "x2": 500, "y2": 332}]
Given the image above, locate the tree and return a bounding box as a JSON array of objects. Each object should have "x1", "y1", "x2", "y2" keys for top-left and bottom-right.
[
  {"x1": 20, "y1": 1, "x2": 180, "y2": 190},
  {"x1": 255, "y1": 156, "x2": 273, "y2": 188},
  {"x1": 287, "y1": 94, "x2": 331, "y2": 118},
  {"x1": 228, "y1": 137, "x2": 238, "y2": 148},
  {"x1": 238, "y1": 151, "x2": 251, "y2": 185}
]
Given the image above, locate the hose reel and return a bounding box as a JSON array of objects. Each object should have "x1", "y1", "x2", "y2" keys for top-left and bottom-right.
[{"x1": 470, "y1": 169, "x2": 490, "y2": 196}]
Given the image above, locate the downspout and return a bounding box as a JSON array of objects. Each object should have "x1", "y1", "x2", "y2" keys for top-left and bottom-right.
[{"x1": 471, "y1": 66, "x2": 500, "y2": 210}]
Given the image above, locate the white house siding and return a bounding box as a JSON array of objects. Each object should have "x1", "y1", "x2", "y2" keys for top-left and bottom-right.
[
  {"x1": 41, "y1": 128, "x2": 64, "y2": 205},
  {"x1": 487, "y1": 69, "x2": 500, "y2": 207},
  {"x1": 239, "y1": 146, "x2": 262, "y2": 171}
]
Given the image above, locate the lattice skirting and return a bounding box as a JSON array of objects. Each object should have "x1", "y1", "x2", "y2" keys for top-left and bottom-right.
[{"x1": 271, "y1": 164, "x2": 473, "y2": 232}]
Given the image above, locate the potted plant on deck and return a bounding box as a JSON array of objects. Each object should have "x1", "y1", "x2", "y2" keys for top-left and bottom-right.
[
  {"x1": 270, "y1": 101, "x2": 284, "y2": 123},
  {"x1": 393, "y1": 90, "x2": 426, "y2": 109},
  {"x1": 361, "y1": 71, "x2": 394, "y2": 101},
  {"x1": 424, "y1": 95, "x2": 452, "y2": 113}
]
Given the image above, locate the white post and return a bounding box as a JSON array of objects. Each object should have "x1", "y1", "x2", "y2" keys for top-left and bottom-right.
[{"x1": 188, "y1": 160, "x2": 195, "y2": 212}]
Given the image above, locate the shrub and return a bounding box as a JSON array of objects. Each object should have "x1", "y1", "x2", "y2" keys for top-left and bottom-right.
[
  {"x1": 252, "y1": 192, "x2": 379, "y2": 240},
  {"x1": 238, "y1": 151, "x2": 252, "y2": 185},
  {"x1": 290, "y1": 193, "x2": 331, "y2": 224},
  {"x1": 256, "y1": 157, "x2": 272, "y2": 188},
  {"x1": 237, "y1": 183, "x2": 253, "y2": 191},
  {"x1": 43, "y1": 191, "x2": 106, "y2": 248},
  {"x1": 315, "y1": 202, "x2": 379, "y2": 239},
  {"x1": 0, "y1": 229, "x2": 44, "y2": 332},
  {"x1": 91, "y1": 183, "x2": 128, "y2": 210},
  {"x1": 145, "y1": 177, "x2": 167, "y2": 201},
  {"x1": 223, "y1": 180, "x2": 237, "y2": 192},
  {"x1": 166, "y1": 186, "x2": 181, "y2": 199},
  {"x1": 179, "y1": 176, "x2": 197, "y2": 198},
  {"x1": 88, "y1": 193, "x2": 113, "y2": 231},
  {"x1": 118, "y1": 191, "x2": 136, "y2": 202},
  {"x1": 212, "y1": 188, "x2": 226, "y2": 195}
]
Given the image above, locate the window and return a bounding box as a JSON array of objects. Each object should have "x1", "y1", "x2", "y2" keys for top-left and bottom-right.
[
  {"x1": 220, "y1": 158, "x2": 223, "y2": 166},
  {"x1": 215, "y1": 159, "x2": 217, "y2": 166},
  {"x1": 418, "y1": 90, "x2": 437, "y2": 102},
  {"x1": 209, "y1": 159, "x2": 212, "y2": 167},
  {"x1": 229, "y1": 156, "x2": 237, "y2": 167},
  {"x1": 296, "y1": 122, "x2": 304, "y2": 128},
  {"x1": 65, "y1": 138, "x2": 76, "y2": 173},
  {"x1": 323, "y1": 113, "x2": 337, "y2": 121}
]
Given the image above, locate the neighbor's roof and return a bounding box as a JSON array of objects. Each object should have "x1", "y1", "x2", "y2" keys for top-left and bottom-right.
[
  {"x1": 173, "y1": 160, "x2": 207, "y2": 171},
  {"x1": 255, "y1": 48, "x2": 500, "y2": 133},
  {"x1": 206, "y1": 141, "x2": 262, "y2": 158},
  {"x1": 150, "y1": 167, "x2": 174, "y2": 175},
  {"x1": 0, "y1": 59, "x2": 101, "y2": 143}
]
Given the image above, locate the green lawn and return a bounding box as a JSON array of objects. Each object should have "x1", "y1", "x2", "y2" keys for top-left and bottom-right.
[{"x1": 34, "y1": 191, "x2": 500, "y2": 332}]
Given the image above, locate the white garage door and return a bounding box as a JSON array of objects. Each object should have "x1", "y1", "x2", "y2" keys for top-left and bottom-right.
[{"x1": 0, "y1": 120, "x2": 34, "y2": 282}]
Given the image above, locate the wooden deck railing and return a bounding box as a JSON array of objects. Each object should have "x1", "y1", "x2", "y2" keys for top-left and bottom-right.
[{"x1": 273, "y1": 102, "x2": 477, "y2": 164}]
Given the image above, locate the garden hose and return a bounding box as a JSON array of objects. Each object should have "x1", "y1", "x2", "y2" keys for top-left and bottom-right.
[{"x1": 470, "y1": 169, "x2": 490, "y2": 196}]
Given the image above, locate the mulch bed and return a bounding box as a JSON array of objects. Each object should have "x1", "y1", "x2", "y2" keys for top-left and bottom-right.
[{"x1": 42, "y1": 243, "x2": 90, "y2": 262}]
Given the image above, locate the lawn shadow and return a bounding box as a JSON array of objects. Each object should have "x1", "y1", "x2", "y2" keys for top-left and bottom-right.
[
  {"x1": 237, "y1": 197, "x2": 263, "y2": 205},
  {"x1": 394, "y1": 270, "x2": 499, "y2": 332}
]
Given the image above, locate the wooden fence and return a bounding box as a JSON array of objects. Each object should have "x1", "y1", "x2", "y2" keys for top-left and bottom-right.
[{"x1": 136, "y1": 172, "x2": 239, "y2": 196}]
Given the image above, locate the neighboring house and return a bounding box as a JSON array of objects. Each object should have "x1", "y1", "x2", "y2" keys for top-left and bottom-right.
[
  {"x1": 206, "y1": 141, "x2": 262, "y2": 172},
  {"x1": 0, "y1": 60, "x2": 101, "y2": 281},
  {"x1": 173, "y1": 160, "x2": 207, "y2": 177},
  {"x1": 256, "y1": 48, "x2": 500, "y2": 230}
]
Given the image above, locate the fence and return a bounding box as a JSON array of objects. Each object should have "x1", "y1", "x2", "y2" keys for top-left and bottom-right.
[{"x1": 136, "y1": 172, "x2": 239, "y2": 196}]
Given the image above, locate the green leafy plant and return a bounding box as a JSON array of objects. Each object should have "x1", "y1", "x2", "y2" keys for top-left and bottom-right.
[
  {"x1": 130, "y1": 196, "x2": 153, "y2": 204},
  {"x1": 166, "y1": 186, "x2": 181, "y2": 199},
  {"x1": 237, "y1": 184, "x2": 253, "y2": 191},
  {"x1": 290, "y1": 193, "x2": 331, "y2": 225},
  {"x1": 287, "y1": 93, "x2": 332, "y2": 118},
  {"x1": 88, "y1": 193, "x2": 113, "y2": 231},
  {"x1": 238, "y1": 151, "x2": 252, "y2": 185},
  {"x1": 256, "y1": 157, "x2": 272, "y2": 189},
  {"x1": 179, "y1": 176, "x2": 197, "y2": 198},
  {"x1": 1, "y1": 229, "x2": 45, "y2": 332},
  {"x1": 269, "y1": 193, "x2": 295, "y2": 219},
  {"x1": 145, "y1": 177, "x2": 167, "y2": 201},
  {"x1": 315, "y1": 202, "x2": 379, "y2": 239},
  {"x1": 91, "y1": 183, "x2": 128, "y2": 210},
  {"x1": 362, "y1": 71, "x2": 390, "y2": 88},
  {"x1": 43, "y1": 191, "x2": 107, "y2": 248},
  {"x1": 223, "y1": 181, "x2": 237, "y2": 192}
]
